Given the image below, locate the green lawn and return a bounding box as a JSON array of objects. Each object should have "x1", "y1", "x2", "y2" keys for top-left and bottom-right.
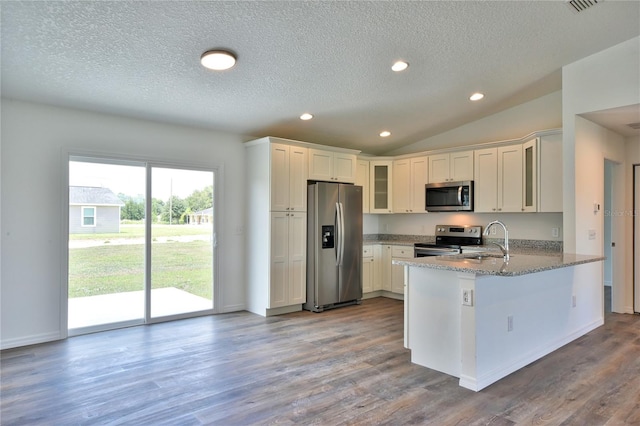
[
  {"x1": 69, "y1": 224, "x2": 211, "y2": 240},
  {"x1": 69, "y1": 240, "x2": 213, "y2": 299}
]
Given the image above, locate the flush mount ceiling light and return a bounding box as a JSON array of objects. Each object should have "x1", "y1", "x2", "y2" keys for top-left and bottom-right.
[
  {"x1": 300, "y1": 113, "x2": 313, "y2": 121},
  {"x1": 200, "y1": 49, "x2": 237, "y2": 71},
  {"x1": 391, "y1": 61, "x2": 409, "y2": 72},
  {"x1": 469, "y1": 92, "x2": 485, "y2": 101},
  {"x1": 379, "y1": 131, "x2": 391, "y2": 137}
]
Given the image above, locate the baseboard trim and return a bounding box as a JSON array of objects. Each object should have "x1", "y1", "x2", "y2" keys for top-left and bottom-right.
[
  {"x1": 221, "y1": 303, "x2": 245, "y2": 313},
  {"x1": 1, "y1": 331, "x2": 62, "y2": 351},
  {"x1": 459, "y1": 318, "x2": 604, "y2": 392},
  {"x1": 265, "y1": 304, "x2": 302, "y2": 317}
]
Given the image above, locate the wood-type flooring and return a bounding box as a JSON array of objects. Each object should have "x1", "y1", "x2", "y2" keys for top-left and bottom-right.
[{"x1": 2, "y1": 294, "x2": 639, "y2": 425}]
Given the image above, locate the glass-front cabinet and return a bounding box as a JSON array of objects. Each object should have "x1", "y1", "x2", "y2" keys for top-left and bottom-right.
[
  {"x1": 369, "y1": 160, "x2": 393, "y2": 214},
  {"x1": 522, "y1": 138, "x2": 537, "y2": 212}
]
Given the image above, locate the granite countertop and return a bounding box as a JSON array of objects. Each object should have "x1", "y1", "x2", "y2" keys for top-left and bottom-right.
[
  {"x1": 363, "y1": 234, "x2": 563, "y2": 253},
  {"x1": 364, "y1": 240, "x2": 418, "y2": 247},
  {"x1": 393, "y1": 253, "x2": 605, "y2": 277}
]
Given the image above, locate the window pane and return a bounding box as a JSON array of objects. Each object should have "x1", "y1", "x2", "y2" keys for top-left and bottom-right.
[
  {"x1": 69, "y1": 160, "x2": 145, "y2": 331},
  {"x1": 150, "y1": 167, "x2": 214, "y2": 318}
]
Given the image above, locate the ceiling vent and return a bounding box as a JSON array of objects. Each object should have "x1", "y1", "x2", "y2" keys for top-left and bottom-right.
[
  {"x1": 627, "y1": 122, "x2": 640, "y2": 130},
  {"x1": 566, "y1": 0, "x2": 604, "y2": 13}
]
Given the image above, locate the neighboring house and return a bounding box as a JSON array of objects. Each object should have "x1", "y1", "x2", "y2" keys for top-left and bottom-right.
[
  {"x1": 69, "y1": 186, "x2": 125, "y2": 234},
  {"x1": 189, "y1": 207, "x2": 213, "y2": 225}
]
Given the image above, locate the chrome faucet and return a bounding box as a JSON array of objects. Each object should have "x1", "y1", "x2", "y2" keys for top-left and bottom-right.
[{"x1": 483, "y1": 220, "x2": 510, "y2": 260}]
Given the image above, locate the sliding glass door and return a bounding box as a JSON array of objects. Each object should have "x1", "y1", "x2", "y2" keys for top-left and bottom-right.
[
  {"x1": 150, "y1": 167, "x2": 214, "y2": 318},
  {"x1": 68, "y1": 157, "x2": 216, "y2": 334}
]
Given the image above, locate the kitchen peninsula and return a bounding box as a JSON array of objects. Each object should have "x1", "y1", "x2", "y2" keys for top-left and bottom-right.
[{"x1": 394, "y1": 253, "x2": 605, "y2": 391}]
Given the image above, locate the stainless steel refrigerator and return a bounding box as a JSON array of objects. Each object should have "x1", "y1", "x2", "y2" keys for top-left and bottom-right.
[{"x1": 304, "y1": 182, "x2": 363, "y2": 312}]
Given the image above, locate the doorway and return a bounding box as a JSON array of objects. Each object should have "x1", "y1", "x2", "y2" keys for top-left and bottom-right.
[
  {"x1": 68, "y1": 156, "x2": 216, "y2": 335},
  {"x1": 604, "y1": 158, "x2": 625, "y2": 314},
  {"x1": 635, "y1": 165, "x2": 640, "y2": 313},
  {"x1": 604, "y1": 160, "x2": 613, "y2": 312}
]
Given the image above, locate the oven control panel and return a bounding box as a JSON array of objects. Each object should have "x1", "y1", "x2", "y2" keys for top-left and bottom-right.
[{"x1": 435, "y1": 225, "x2": 482, "y2": 237}]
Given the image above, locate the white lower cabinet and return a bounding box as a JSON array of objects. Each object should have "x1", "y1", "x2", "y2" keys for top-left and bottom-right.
[
  {"x1": 381, "y1": 245, "x2": 412, "y2": 295},
  {"x1": 269, "y1": 212, "x2": 306, "y2": 308},
  {"x1": 362, "y1": 245, "x2": 374, "y2": 294},
  {"x1": 382, "y1": 245, "x2": 393, "y2": 291},
  {"x1": 391, "y1": 246, "x2": 413, "y2": 294}
]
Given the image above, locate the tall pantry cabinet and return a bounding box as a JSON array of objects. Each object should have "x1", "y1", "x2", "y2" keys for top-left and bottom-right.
[{"x1": 245, "y1": 138, "x2": 308, "y2": 316}]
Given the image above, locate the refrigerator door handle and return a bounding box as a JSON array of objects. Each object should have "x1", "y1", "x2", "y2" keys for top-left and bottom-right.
[
  {"x1": 335, "y1": 202, "x2": 342, "y2": 266},
  {"x1": 338, "y1": 202, "x2": 345, "y2": 266}
]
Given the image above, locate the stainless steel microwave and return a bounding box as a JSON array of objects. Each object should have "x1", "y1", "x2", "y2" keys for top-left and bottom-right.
[{"x1": 425, "y1": 181, "x2": 474, "y2": 212}]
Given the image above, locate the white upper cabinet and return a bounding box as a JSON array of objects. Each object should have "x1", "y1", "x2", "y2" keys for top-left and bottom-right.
[
  {"x1": 473, "y1": 132, "x2": 562, "y2": 214},
  {"x1": 356, "y1": 159, "x2": 370, "y2": 213},
  {"x1": 369, "y1": 160, "x2": 393, "y2": 214},
  {"x1": 522, "y1": 139, "x2": 537, "y2": 212},
  {"x1": 537, "y1": 133, "x2": 563, "y2": 212},
  {"x1": 428, "y1": 151, "x2": 473, "y2": 183},
  {"x1": 474, "y1": 144, "x2": 523, "y2": 213},
  {"x1": 393, "y1": 156, "x2": 428, "y2": 213},
  {"x1": 474, "y1": 148, "x2": 498, "y2": 213},
  {"x1": 308, "y1": 148, "x2": 356, "y2": 183},
  {"x1": 498, "y1": 144, "x2": 524, "y2": 212},
  {"x1": 270, "y1": 143, "x2": 308, "y2": 212}
]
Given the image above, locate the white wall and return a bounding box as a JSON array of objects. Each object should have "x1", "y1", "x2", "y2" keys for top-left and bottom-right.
[
  {"x1": 562, "y1": 36, "x2": 640, "y2": 314},
  {"x1": 573, "y1": 117, "x2": 626, "y2": 255},
  {"x1": 0, "y1": 99, "x2": 247, "y2": 349},
  {"x1": 562, "y1": 36, "x2": 640, "y2": 253},
  {"x1": 387, "y1": 91, "x2": 562, "y2": 156}
]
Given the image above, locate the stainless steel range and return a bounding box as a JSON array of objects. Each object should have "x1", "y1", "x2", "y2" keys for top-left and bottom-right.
[{"x1": 414, "y1": 225, "x2": 482, "y2": 257}]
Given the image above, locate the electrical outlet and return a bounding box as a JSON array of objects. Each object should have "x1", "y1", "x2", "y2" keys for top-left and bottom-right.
[
  {"x1": 507, "y1": 315, "x2": 514, "y2": 332},
  {"x1": 572, "y1": 295, "x2": 576, "y2": 308},
  {"x1": 462, "y1": 289, "x2": 473, "y2": 306},
  {"x1": 552, "y1": 227, "x2": 559, "y2": 238},
  {"x1": 588, "y1": 229, "x2": 596, "y2": 240}
]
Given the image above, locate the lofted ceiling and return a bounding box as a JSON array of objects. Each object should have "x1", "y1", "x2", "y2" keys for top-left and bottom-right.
[{"x1": 1, "y1": 1, "x2": 639, "y2": 155}]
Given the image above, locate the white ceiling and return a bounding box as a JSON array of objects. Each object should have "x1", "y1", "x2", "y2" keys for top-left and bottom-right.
[
  {"x1": 581, "y1": 104, "x2": 640, "y2": 137},
  {"x1": 1, "y1": 1, "x2": 639, "y2": 155}
]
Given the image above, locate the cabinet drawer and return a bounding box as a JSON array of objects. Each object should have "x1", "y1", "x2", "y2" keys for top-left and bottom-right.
[
  {"x1": 391, "y1": 246, "x2": 413, "y2": 258},
  {"x1": 363, "y1": 245, "x2": 373, "y2": 258}
]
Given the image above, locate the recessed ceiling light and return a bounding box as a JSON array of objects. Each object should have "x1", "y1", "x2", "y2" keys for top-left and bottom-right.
[
  {"x1": 380, "y1": 131, "x2": 391, "y2": 137},
  {"x1": 469, "y1": 92, "x2": 485, "y2": 101},
  {"x1": 200, "y1": 49, "x2": 237, "y2": 71},
  {"x1": 300, "y1": 113, "x2": 313, "y2": 121},
  {"x1": 391, "y1": 61, "x2": 409, "y2": 72}
]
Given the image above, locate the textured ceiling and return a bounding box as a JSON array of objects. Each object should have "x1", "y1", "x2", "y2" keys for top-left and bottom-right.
[{"x1": 1, "y1": 1, "x2": 639, "y2": 154}]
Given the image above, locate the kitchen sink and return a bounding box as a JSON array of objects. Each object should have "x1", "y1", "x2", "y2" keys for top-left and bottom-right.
[
  {"x1": 462, "y1": 253, "x2": 509, "y2": 260},
  {"x1": 439, "y1": 252, "x2": 511, "y2": 261}
]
